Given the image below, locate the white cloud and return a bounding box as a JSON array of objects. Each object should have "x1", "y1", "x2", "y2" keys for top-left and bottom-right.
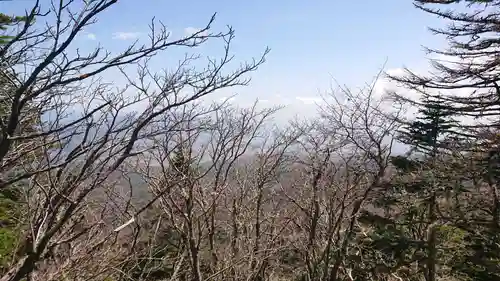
[
  {"x1": 219, "y1": 96, "x2": 236, "y2": 103},
  {"x1": 372, "y1": 64, "x2": 488, "y2": 128},
  {"x1": 184, "y1": 27, "x2": 208, "y2": 37},
  {"x1": 295, "y1": 96, "x2": 322, "y2": 105},
  {"x1": 86, "y1": 33, "x2": 97, "y2": 40},
  {"x1": 112, "y1": 32, "x2": 141, "y2": 40},
  {"x1": 371, "y1": 68, "x2": 407, "y2": 97}
]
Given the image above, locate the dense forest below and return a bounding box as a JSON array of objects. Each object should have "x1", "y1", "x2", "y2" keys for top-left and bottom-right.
[{"x1": 1, "y1": 1, "x2": 500, "y2": 281}]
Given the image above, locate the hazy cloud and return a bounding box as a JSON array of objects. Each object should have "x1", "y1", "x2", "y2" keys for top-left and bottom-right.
[
  {"x1": 184, "y1": 27, "x2": 208, "y2": 37},
  {"x1": 218, "y1": 96, "x2": 236, "y2": 103},
  {"x1": 295, "y1": 96, "x2": 322, "y2": 105},
  {"x1": 112, "y1": 32, "x2": 141, "y2": 40},
  {"x1": 86, "y1": 33, "x2": 97, "y2": 40}
]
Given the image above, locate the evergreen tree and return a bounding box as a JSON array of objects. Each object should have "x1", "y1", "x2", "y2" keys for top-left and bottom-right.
[
  {"x1": 121, "y1": 142, "x2": 196, "y2": 281},
  {"x1": 397, "y1": 95, "x2": 457, "y2": 157},
  {"x1": 0, "y1": 11, "x2": 42, "y2": 272},
  {"x1": 387, "y1": 1, "x2": 500, "y2": 280},
  {"x1": 0, "y1": 12, "x2": 27, "y2": 45},
  {"x1": 390, "y1": 0, "x2": 500, "y2": 142},
  {"x1": 351, "y1": 94, "x2": 461, "y2": 281}
]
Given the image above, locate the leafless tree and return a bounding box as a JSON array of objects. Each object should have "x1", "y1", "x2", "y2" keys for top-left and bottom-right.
[
  {"x1": 0, "y1": 1, "x2": 268, "y2": 281},
  {"x1": 276, "y1": 76, "x2": 403, "y2": 281},
  {"x1": 127, "y1": 100, "x2": 302, "y2": 281}
]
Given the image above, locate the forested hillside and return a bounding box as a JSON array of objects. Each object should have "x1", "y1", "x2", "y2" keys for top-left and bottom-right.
[{"x1": 0, "y1": 1, "x2": 499, "y2": 281}]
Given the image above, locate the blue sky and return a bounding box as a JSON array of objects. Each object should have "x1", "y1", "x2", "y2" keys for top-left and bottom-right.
[{"x1": 2, "y1": 0, "x2": 446, "y2": 113}]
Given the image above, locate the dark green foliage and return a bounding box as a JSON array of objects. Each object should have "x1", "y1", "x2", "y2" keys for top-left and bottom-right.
[
  {"x1": 0, "y1": 13, "x2": 27, "y2": 44},
  {"x1": 390, "y1": 155, "x2": 422, "y2": 173},
  {"x1": 453, "y1": 231, "x2": 500, "y2": 281},
  {"x1": 353, "y1": 94, "x2": 456, "y2": 280},
  {"x1": 0, "y1": 14, "x2": 44, "y2": 275},
  {"x1": 0, "y1": 191, "x2": 21, "y2": 274},
  {"x1": 125, "y1": 226, "x2": 184, "y2": 281},
  {"x1": 348, "y1": 214, "x2": 427, "y2": 281},
  {"x1": 397, "y1": 95, "x2": 457, "y2": 157},
  {"x1": 0, "y1": 68, "x2": 25, "y2": 275},
  {"x1": 384, "y1": 0, "x2": 500, "y2": 266},
  {"x1": 120, "y1": 144, "x2": 197, "y2": 281},
  {"x1": 392, "y1": 1, "x2": 500, "y2": 136}
]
